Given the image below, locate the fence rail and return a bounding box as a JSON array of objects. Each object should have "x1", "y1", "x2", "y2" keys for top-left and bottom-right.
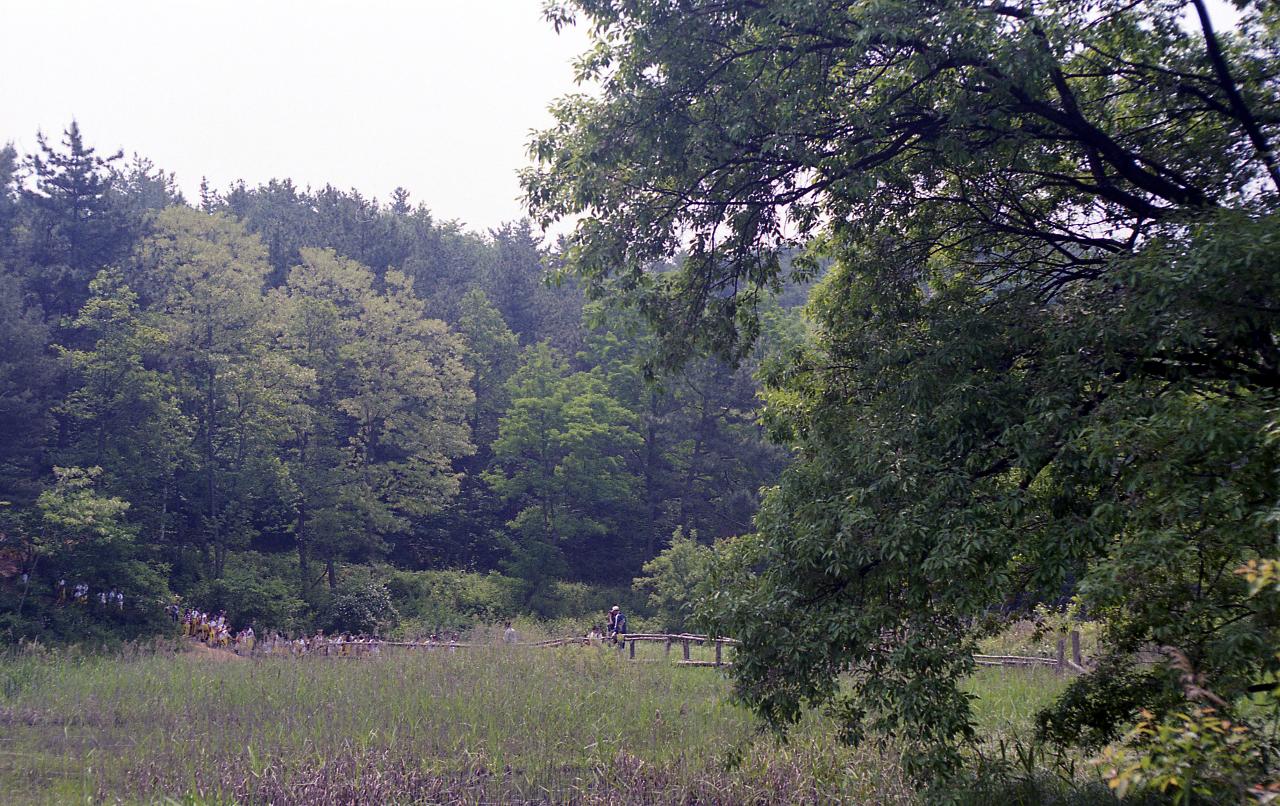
[
  {"x1": 974, "y1": 630, "x2": 1088, "y2": 673},
  {"x1": 502, "y1": 632, "x2": 737, "y2": 667},
  {"x1": 227, "y1": 630, "x2": 1090, "y2": 674},
  {"x1": 248, "y1": 632, "x2": 739, "y2": 667}
]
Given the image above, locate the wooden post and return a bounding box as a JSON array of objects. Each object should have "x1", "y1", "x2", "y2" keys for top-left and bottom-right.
[
  {"x1": 665, "y1": 638, "x2": 671, "y2": 657},
  {"x1": 682, "y1": 639, "x2": 690, "y2": 661},
  {"x1": 1056, "y1": 637, "x2": 1066, "y2": 671},
  {"x1": 629, "y1": 639, "x2": 635, "y2": 660},
  {"x1": 1070, "y1": 630, "x2": 1082, "y2": 666},
  {"x1": 715, "y1": 640, "x2": 722, "y2": 667}
]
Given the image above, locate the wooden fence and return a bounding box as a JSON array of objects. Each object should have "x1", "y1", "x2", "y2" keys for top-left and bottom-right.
[
  {"x1": 974, "y1": 629, "x2": 1089, "y2": 674},
  {"x1": 471, "y1": 632, "x2": 736, "y2": 667},
  {"x1": 291, "y1": 632, "x2": 739, "y2": 667},
  {"x1": 255, "y1": 630, "x2": 1089, "y2": 674}
]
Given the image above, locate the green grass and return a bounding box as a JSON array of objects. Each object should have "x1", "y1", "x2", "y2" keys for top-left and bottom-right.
[{"x1": 0, "y1": 643, "x2": 1110, "y2": 804}]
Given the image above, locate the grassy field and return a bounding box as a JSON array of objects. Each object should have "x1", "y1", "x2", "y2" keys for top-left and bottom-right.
[{"x1": 0, "y1": 641, "x2": 1110, "y2": 804}]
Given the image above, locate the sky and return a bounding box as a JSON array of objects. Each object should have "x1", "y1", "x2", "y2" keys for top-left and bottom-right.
[
  {"x1": 0, "y1": 1, "x2": 1245, "y2": 236},
  {"x1": 0, "y1": 1, "x2": 592, "y2": 233}
]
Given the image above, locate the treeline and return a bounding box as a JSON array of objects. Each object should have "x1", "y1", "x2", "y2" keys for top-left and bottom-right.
[{"x1": 0, "y1": 122, "x2": 795, "y2": 640}]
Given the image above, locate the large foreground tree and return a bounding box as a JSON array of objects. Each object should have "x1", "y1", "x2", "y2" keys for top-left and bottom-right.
[{"x1": 525, "y1": 0, "x2": 1280, "y2": 786}]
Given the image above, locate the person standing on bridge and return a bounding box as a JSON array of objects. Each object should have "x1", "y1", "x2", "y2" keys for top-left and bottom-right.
[{"x1": 608, "y1": 605, "x2": 627, "y2": 649}]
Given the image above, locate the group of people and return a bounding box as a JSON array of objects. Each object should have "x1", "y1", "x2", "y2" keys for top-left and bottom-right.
[
  {"x1": 172, "y1": 603, "x2": 631, "y2": 657},
  {"x1": 178, "y1": 607, "x2": 255, "y2": 652},
  {"x1": 55, "y1": 579, "x2": 126, "y2": 609},
  {"x1": 174, "y1": 604, "x2": 465, "y2": 657},
  {"x1": 256, "y1": 631, "x2": 388, "y2": 657},
  {"x1": 580, "y1": 606, "x2": 629, "y2": 647}
]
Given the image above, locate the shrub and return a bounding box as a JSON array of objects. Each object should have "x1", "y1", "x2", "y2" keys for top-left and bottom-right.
[
  {"x1": 319, "y1": 579, "x2": 397, "y2": 635},
  {"x1": 185, "y1": 552, "x2": 306, "y2": 632},
  {"x1": 632, "y1": 527, "x2": 713, "y2": 632}
]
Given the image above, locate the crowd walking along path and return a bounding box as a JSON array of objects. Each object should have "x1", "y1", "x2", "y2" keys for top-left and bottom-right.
[{"x1": 181, "y1": 611, "x2": 1091, "y2": 674}]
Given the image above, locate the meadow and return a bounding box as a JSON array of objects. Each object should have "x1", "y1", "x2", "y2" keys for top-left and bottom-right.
[{"x1": 0, "y1": 640, "x2": 1114, "y2": 805}]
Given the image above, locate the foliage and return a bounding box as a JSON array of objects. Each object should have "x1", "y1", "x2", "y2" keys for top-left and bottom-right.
[
  {"x1": 485, "y1": 342, "x2": 642, "y2": 584},
  {"x1": 1091, "y1": 550, "x2": 1280, "y2": 803},
  {"x1": 0, "y1": 269, "x2": 56, "y2": 503},
  {"x1": 185, "y1": 552, "x2": 307, "y2": 632},
  {"x1": 1097, "y1": 705, "x2": 1274, "y2": 805},
  {"x1": 382, "y1": 567, "x2": 523, "y2": 627},
  {"x1": 319, "y1": 577, "x2": 397, "y2": 635},
  {"x1": 35, "y1": 467, "x2": 168, "y2": 603},
  {"x1": 0, "y1": 119, "x2": 791, "y2": 645},
  {"x1": 22, "y1": 121, "x2": 132, "y2": 318},
  {"x1": 55, "y1": 269, "x2": 189, "y2": 541},
  {"x1": 274, "y1": 247, "x2": 474, "y2": 591},
  {"x1": 0, "y1": 467, "x2": 172, "y2": 642},
  {"x1": 131, "y1": 206, "x2": 295, "y2": 580},
  {"x1": 633, "y1": 527, "x2": 713, "y2": 632},
  {"x1": 456, "y1": 288, "x2": 519, "y2": 454},
  {"x1": 528, "y1": 0, "x2": 1280, "y2": 784},
  {"x1": 1036, "y1": 657, "x2": 1173, "y2": 752}
]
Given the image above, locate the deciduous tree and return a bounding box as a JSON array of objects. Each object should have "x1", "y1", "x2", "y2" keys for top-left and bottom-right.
[{"x1": 527, "y1": 0, "x2": 1280, "y2": 781}]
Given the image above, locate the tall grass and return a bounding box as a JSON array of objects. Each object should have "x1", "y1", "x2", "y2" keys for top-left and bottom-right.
[{"x1": 0, "y1": 644, "x2": 1111, "y2": 804}]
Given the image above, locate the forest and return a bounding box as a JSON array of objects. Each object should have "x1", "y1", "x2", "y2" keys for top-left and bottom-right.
[
  {"x1": 4, "y1": 0, "x2": 1280, "y2": 802},
  {"x1": 0, "y1": 122, "x2": 801, "y2": 640}
]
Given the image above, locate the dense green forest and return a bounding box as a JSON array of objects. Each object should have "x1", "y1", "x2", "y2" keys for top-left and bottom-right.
[
  {"x1": 0, "y1": 122, "x2": 798, "y2": 639},
  {"x1": 6, "y1": 0, "x2": 1280, "y2": 799}
]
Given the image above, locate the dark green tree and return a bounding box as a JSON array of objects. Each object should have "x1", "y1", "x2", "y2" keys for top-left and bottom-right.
[
  {"x1": 485, "y1": 343, "x2": 641, "y2": 587},
  {"x1": 109, "y1": 154, "x2": 185, "y2": 219},
  {"x1": 0, "y1": 270, "x2": 56, "y2": 503},
  {"x1": 526, "y1": 0, "x2": 1280, "y2": 782},
  {"x1": 0, "y1": 144, "x2": 21, "y2": 266},
  {"x1": 456, "y1": 288, "x2": 520, "y2": 458},
  {"x1": 23, "y1": 121, "x2": 131, "y2": 317}
]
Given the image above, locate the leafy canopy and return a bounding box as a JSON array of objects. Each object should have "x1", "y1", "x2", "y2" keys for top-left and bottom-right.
[{"x1": 526, "y1": 0, "x2": 1280, "y2": 782}]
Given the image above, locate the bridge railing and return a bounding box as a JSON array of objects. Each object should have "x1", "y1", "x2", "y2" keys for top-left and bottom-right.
[
  {"x1": 247, "y1": 630, "x2": 1090, "y2": 673},
  {"x1": 369, "y1": 632, "x2": 739, "y2": 667}
]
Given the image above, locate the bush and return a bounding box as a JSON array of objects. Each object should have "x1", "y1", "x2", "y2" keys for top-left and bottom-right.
[
  {"x1": 185, "y1": 552, "x2": 306, "y2": 632},
  {"x1": 378, "y1": 567, "x2": 648, "y2": 635},
  {"x1": 383, "y1": 568, "x2": 522, "y2": 628},
  {"x1": 319, "y1": 579, "x2": 397, "y2": 635},
  {"x1": 632, "y1": 528, "x2": 713, "y2": 632}
]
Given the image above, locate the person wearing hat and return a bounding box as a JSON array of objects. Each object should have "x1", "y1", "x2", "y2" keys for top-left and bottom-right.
[{"x1": 607, "y1": 605, "x2": 627, "y2": 648}]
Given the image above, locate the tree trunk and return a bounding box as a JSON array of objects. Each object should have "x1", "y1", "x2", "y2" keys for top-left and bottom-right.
[
  {"x1": 644, "y1": 389, "x2": 663, "y2": 558},
  {"x1": 204, "y1": 329, "x2": 220, "y2": 579},
  {"x1": 298, "y1": 539, "x2": 310, "y2": 597}
]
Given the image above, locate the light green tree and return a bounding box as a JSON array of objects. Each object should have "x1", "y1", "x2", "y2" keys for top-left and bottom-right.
[
  {"x1": 56, "y1": 269, "x2": 190, "y2": 545},
  {"x1": 275, "y1": 248, "x2": 473, "y2": 592},
  {"x1": 131, "y1": 206, "x2": 302, "y2": 579},
  {"x1": 35, "y1": 466, "x2": 168, "y2": 602},
  {"x1": 632, "y1": 527, "x2": 713, "y2": 632}
]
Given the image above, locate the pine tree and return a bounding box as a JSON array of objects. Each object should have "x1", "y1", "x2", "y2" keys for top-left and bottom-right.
[{"x1": 24, "y1": 121, "x2": 130, "y2": 317}]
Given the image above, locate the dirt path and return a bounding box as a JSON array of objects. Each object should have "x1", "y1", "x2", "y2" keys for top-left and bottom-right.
[{"x1": 184, "y1": 640, "x2": 248, "y2": 662}]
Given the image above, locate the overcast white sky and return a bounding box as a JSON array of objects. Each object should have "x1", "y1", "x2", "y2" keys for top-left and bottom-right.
[
  {"x1": 0, "y1": 1, "x2": 591, "y2": 233},
  {"x1": 0, "y1": 1, "x2": 1244, "y2": 236}
]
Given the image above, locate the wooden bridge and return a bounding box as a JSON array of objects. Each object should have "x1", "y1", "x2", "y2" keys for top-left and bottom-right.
[
  {"x1": 524, "y1": 632, "x2": 739, "y2": 667},
  {"x1": 248, "y1": 629, "x2": 1091, "y2": 673},
  {"x1": 278, "y1": 632, "x2": 740, "y2": 667}
]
